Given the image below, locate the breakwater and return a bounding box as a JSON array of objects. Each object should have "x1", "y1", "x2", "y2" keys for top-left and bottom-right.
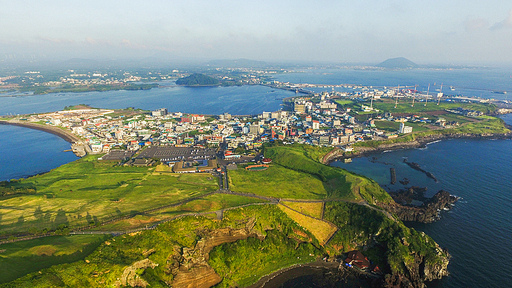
[
  {"x1": 403, "y1": 159, "x2": 438, "y2": 182},
  {"x1": 390, "y1": 168, "x2": 396, "y2": 184}
]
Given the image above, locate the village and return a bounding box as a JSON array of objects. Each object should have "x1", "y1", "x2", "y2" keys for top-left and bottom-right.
[{"x1": 20, "y1": 84, "x2": 489, "y2": 174}]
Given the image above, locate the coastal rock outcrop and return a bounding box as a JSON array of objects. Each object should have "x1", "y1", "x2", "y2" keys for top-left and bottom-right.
[
  {"x1": 379, "y1": 188, "x2": 458, "y2": 223},
  {"x1": 383, "y1": 241, "x2": 450, "y2": 288}
]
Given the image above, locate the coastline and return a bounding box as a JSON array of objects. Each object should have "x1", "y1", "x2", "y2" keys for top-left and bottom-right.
[
  {"x1": 248, "y1": 260, "x2": 353, "y2": 288},
  {"x1": 0, "y1": 120, "x2": 89, "y2": 157},
  {"x1": 0, "y1": 120, "x2": 80, "y2": 143},
  {"x1": 323, "y1": 131, "x2": 512, "y2": 164}
]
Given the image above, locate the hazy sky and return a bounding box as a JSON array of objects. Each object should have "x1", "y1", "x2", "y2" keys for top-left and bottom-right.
[{"x1": 1, "y1": 0, "x2": 512, "y2": 65}]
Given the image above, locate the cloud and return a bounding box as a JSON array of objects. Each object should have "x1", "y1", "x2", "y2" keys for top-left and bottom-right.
[
  {"x1": 120, "y1": 39, "x2": 147, "y2": 50},
  {"x1": 38, "y1": 37, "x2": 76, "y2": 44},
  {"x1": 490, "y1": 9, "x2": 512, "y2": 30},
  {"x1": 85, "y1": 37, "x2": 112, "y2": 46},
  {"x1": 464, "y1": 17, "x2": 489, "y2": 32}
]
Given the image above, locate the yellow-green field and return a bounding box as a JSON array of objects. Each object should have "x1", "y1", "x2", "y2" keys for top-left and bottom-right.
[
  {"x1": 280, "y1": 201, "x2": 323, "y2": 218},
  {"x1": 278, "y1": 204, "x2": 337, "y2": 245},
  {"x1": 90, "y1": 193, "x2": 268, "y2": 231},
  {"x1": 0, "y1": 234, "x2": 107, "y2": 283},
  {"x1": 228, "y1": 164, "x2": 327, "y2": 199},
  {"x1": 0, "y1": 156, "x2": 218, "y2": 235}
]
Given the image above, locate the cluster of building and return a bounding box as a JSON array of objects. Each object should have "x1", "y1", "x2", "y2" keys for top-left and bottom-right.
[
  {"x1": 25, "y1": 92, "x2": 419, "y2": 159},
  {"x1": 22, "y1": 81, "x2": 490, "y2": 173},
  {"x1": 42, "y1": 71, "x2": 145, "y2": 87}
]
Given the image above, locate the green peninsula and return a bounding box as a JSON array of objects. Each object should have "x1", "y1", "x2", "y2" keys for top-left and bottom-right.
[{"x1": 0, "y1": 143, "x2": 450, "y2": 287}]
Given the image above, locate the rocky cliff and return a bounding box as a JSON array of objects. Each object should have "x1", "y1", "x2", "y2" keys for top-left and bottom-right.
[
  {"x1": 384, "y1": 240, "x2": 450, "y2": 288},
  {"x1": 379, "y1": 189, "x2": 458, "y2": 223}
]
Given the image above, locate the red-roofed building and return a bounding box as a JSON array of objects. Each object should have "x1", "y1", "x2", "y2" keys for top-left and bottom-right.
[
  {"x1": 372, "y1": 265, "x2": 382, "y2": 274},
  {"x1": 345, "y1": 250, "x2": 370, "y2": 270}
]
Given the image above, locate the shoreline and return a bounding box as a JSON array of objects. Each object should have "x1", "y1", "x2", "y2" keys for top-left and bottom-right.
[
  {"x1": 323, "y1": 131, "x2": 512, "y2": 164},
  {"x1": 0, "y1": 120, "x2": 80, "y2": 143},
  {"x1": 248, "y1": 259, "x2": 375, "y2": 288},
  {"x1": 247, "y1": 260, "x2": 338, "y2": 288}
]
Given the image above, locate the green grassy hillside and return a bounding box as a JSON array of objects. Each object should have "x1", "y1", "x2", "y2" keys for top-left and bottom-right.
[
  {"x1": 0, "y1": 155, "x2": 218, "y2": 235},
  {"x1": 262, "y1": 144, "x2": 392, "y2": 203}
]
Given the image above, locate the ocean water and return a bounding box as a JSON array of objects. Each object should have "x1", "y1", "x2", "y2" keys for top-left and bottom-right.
[
  {"x1": 0, "y1": 125, "x2": 78, "y2": 181},
  {"x1": 0, "y1": 84, "x2": 292, "y2": 116},
  {"x1": 330, "y1": 114, "x2": 512, "y2": 288}
]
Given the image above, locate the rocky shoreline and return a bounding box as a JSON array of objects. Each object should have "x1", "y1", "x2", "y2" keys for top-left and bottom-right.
[
  {"x1": 248, "y1": 259, "x2": 376, "y2": 288},
  {"x1": 322, "y1": 131, "x2": 512, "y2": 165},
  {"x1": 379, "y1": 187, "x2": 459, "y2": 223},
  {"x1": 317, "y1": 132, "x2": 499, "y2": 287}
]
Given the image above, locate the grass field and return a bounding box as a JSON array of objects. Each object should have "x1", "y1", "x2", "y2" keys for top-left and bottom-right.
[
  {"x1": 356, "y1": 115, "x2": 509, "y2": 149},
  {"x1": 263, "y1": 144, "x2": 392, "y2": 203},
  {"x1": 229, "y1": 164, "x2": 328, "y2": 199},
  {"x1": 280, "y1": 201, "x2": 323, "y2": 219},
  {"x1": 0, "y1": 234, "x2": 108, "y2": 284},
  {"x1": 278, "y1": 204, "x2": 337, "y2": 245},
  {"x1": 334, "y1": 99, "x2": 354, "y2": 106},
  {"x1": 90, "y1": 193, "x2": 268, "y2": 231},
  {"x1": 0, "y1": 156, "x2": 218, "y2": 235},
  {"x1": 374, "y1": 120, "x2": 431, "y2": 132}
]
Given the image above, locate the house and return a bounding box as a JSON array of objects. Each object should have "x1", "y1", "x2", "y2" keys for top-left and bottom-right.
[{"x1": 344, "y1": 250, "x2": 370, "y2": 270}]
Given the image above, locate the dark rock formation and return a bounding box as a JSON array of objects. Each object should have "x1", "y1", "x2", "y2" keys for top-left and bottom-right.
[
  {"x1": 383, "y1": 241, "x2": 450, "y2": 288},
  {"x1": 380, "y1": 188, "x2": 458, "y2": 223}
]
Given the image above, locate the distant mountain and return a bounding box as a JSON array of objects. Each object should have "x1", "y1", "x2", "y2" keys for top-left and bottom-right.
[
  {"x1": 377, "y1": 57, "x2": 418, "y2": 69},
  {"x1": 176, "y1": 73, "x2": 220, "y2": 86},
  {"x1": 208, "y1": 58, "x2": 267, "y2": 68}
]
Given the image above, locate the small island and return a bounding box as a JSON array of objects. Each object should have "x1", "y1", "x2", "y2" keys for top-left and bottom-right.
[{"x1": 176, "y1": 73, "x2": 220, "y2": 86}]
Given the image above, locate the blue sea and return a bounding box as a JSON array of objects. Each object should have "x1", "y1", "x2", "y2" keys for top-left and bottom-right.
[
  {"x1": 0, "y1": 84, "x2": 292, "y2": 181},
  {"x1": 0, "y1": 125, "x2": 78, "y2": 181},
  {"x1": 0, "y1": 84, "x2": 291, "y2": 116},
  {"x1": 1, "y1": 68, "x2": 512, "y2": 287}
]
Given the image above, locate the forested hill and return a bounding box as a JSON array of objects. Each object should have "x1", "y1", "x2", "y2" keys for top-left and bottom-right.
[
  {"x1": 377, "y1": 57, "x2": 418, "y2": 69},
  {"x1": 176, "y1": 73, "x2": 220, "y2": 86}
]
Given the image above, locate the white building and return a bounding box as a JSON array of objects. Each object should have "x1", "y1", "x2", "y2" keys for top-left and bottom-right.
[
  {"x1": 399, "y1": 122, "x2": 413, "y2": 134},
  {"x1": 312, "y1": 120, "x2": 320, "y2": 130}
]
